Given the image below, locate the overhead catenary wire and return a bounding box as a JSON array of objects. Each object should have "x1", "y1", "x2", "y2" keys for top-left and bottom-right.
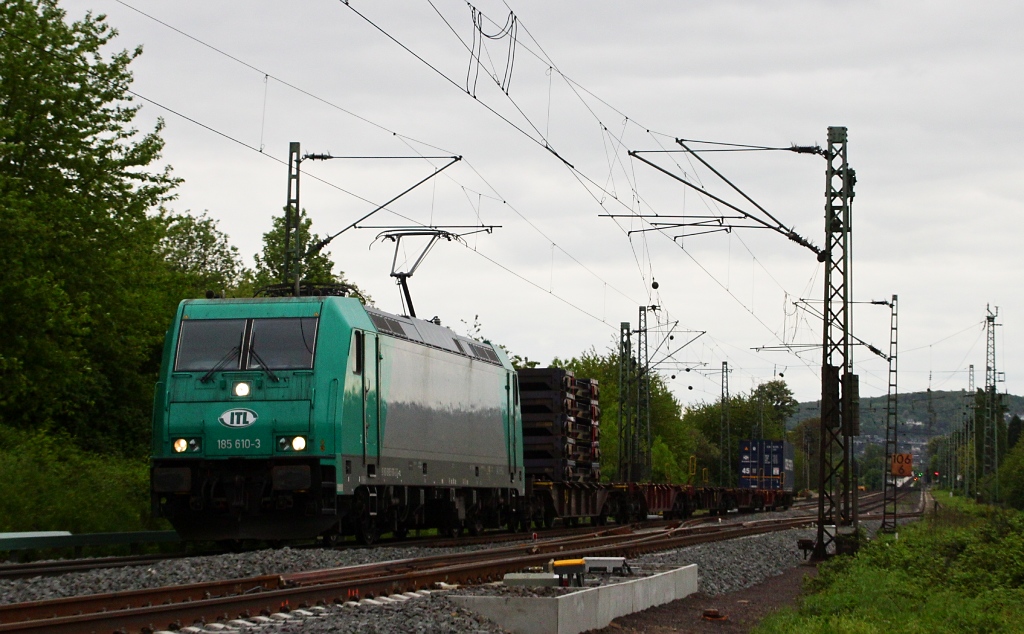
[
  {"x1": 93, "y1": 2, "x2": 836, "y2": 389},
  {"x1": 0, "y1": 20, "x2": 623, "y2": 334},
  {"x1": 103, "y1": 1, "x2": 648, "y2": 318}
]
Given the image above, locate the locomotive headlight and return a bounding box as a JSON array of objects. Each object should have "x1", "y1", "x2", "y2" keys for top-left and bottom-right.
[
  {"x1": 188, "y1": 438, "x2": 201, "y2": 452},
  {"x1": 233, "y1": 381, "x2": 251, "y2": 397},
  {"x1": 291, "y1": 436, "x2": 307, "y2": 451},
  {"x1": 173, "y1": 438, "x2": 188, "y2": 453}
]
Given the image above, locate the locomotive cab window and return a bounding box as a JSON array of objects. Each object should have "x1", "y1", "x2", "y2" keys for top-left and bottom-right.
[
  {"x1": 174, "y1": 317, "x2": 318, "y2": 373},
  {"x1": 174, "y1": 319, "x2": 246, "y2": 372},
  {"x1": 247, "y1": 318, "x2": 318, "y2": 370},
  {"x1": 353, "y1": 331, "x2": 364, "y2": 375}
]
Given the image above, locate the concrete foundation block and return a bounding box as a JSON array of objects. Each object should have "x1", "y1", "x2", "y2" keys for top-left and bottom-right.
[{"x1": 451, "y1": 564, "x2": 698, "y2": 634}]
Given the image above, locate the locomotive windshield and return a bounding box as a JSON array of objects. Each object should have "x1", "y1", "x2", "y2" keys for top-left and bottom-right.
[
  {"x1": 173, "y1": 317, "x2": 318, "y2": 372},
  {"x1": 174, "y1": 319, "x2": 245, "y2": 372},
  {"x1": 247, "y1": 318, "x2": 318, "y2": 370}
]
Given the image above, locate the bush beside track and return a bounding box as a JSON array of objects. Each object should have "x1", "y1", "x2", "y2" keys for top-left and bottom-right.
[
  {"x1": 0, "y1": 426, "x2": 165, "y2": 535},
  {"x1": 755, "y1": 493, "x2": 1024, "y2": 633}
]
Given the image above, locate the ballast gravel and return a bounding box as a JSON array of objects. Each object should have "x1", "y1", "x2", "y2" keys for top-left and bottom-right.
[
  {"x1": 0, "y1": 515, "x2": 913, "y2": 633},
  {"x1": 0, "y1": 543, "x2": 492, "y2": 605}
]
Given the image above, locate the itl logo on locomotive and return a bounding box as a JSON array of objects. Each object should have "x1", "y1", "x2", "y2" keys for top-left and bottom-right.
[{"x1": 218, "y1": 408, "x2": 259, "y2": 429}]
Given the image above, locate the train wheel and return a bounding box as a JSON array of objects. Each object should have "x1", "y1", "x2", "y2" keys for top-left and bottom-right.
[
  {"x1": 542, "y1": 507, "x2": 556, "y2": 529},
  {"x1": 393, "y1": 525, "x2": 409, "y2": 540},
  {"x1": 356, "y1": 516, "x2": 380, "y2": 545},
  {"x1": 321, "y1": 530, "x2": 341, "y2": 547},
  {"x1": 468, "y1": 516, "x2": 485, "y2": 536}
]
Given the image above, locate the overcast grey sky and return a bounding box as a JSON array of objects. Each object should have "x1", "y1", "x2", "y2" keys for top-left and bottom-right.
[{"x1": 62, "y1": 0, "x2": 1024, "y2": 409}]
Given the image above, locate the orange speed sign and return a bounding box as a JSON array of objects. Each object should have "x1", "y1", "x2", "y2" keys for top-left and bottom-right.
[{"x1": 891, "y1": 453, "x2": 913, "y2": 477}]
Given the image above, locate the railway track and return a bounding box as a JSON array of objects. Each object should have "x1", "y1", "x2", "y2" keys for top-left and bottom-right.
[
  {"x1": 0, "y1": 489, "x2": 914, "y2": 582},
  {"x1": 0, "y1": 520, "x2": 683, "y2": 581},
  {"x1": 0, "y1": 516, "x2": 814, "y2": 634}
]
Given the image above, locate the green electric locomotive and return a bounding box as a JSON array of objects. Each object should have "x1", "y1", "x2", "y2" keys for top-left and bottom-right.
[{"x1": 150, "y1": 296, "x2": 524, "y2": 543}]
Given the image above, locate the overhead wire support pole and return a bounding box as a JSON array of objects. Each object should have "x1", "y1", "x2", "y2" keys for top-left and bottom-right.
[
  {"x1": 721, "y1": 361, "x2": 731, "y2": 487},
  {"x1": 983, "y1": 305, "x2": 1001, "y2": 501},
  {"x1": 880, "y1": 295, "x2": 899, "y2": 533},
  {"x1": 968, "y1": 364, "x2": 976, "y2": 498},
  {"x1": 617, "y1": 322, "x2": 634, "y2": 482},
  {"x1": 285, "y1": 141, "x2": 302, "y2": 296},
  {"x1": 814, "y1": 126, "x2": 857, "y2": 560},
  {"x1": 637, "y1": 306, "x2": 654, "y2": 482}
]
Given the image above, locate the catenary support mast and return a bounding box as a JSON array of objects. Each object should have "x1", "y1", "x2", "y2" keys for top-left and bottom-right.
[
  {"x1": 720, "y1": 361, "x2": 731, "y2": 486},
  {"x1": 983, "y1": 305, "x2": 1001, "y2": 500},
  {"x1": 284, "y1": 142, "x2": 303, "y2": 295},
  {"x1": 814, "y1": 126, "x2": 858, "y2": 559},
  {"x1": 617, "y1": 322, "x2": 634, "y2": 482},
  {"x1": 880, "y1": 295, "x2": 899, "y2": 533},
  {"x1": 637, "y1": 306, "x2": 653, "y2": 482}
]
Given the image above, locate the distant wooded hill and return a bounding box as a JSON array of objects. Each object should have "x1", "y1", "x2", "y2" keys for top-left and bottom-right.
[{"x1": 788, "y1": 390, "x2": 1024, "y2": 437}]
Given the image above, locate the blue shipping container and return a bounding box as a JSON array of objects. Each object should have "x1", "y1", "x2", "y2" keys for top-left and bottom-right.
[{"x1": 738, "y1": 440, "x2": 794, "y2": 492}]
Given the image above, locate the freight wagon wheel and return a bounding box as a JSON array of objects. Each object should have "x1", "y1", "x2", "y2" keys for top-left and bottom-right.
[
  {"x1": 444, "y1": 520, "x2": 463, "y2": 539},
  {"x1": 468, "y1": 516, "x2": 485, "y2": 536},
  {"x1": 542, "y1": 506, "x2": 556, "y2": 529}
]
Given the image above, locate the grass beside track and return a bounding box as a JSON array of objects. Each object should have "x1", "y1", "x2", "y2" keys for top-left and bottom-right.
[{"x1": 755, "y1": 493, "x2": 1024, "y2": 633}]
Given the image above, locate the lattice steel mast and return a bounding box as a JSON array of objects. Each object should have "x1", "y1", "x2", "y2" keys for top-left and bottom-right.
[
  {"x1": 284, "y1": 142, "x2": 302, "y2": 295},
  {"x1": 814, "y1": 126, "x2": 858, "y2": 558},
  {"x1": 966, "y1": 365, "x2": 976, "y2": 498},
  {"x1": 880, "y1": 295, "x2": 899, "y2": 533},
  {"x1": 617, "y1": 322, "x2": 635, "y2": 482},
  {"x1": 720, "y1": 361, "x2": 731, "y2": 486},
  {"x1": 637, "y1": 306, "x2": 653, "y2": 481},
  {"x1": 983, "y1": 305, "x2": 1001, "y2": 500}
]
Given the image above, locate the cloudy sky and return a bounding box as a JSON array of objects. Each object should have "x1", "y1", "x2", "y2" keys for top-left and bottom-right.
[{"x1": 61, "y1": 0, "x2": 1024, "y2": 408}]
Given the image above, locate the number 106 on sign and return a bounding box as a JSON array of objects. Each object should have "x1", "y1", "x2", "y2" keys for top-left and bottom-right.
[{"x1": 891, "y1": 453, "x2": 913, "y2": 477}]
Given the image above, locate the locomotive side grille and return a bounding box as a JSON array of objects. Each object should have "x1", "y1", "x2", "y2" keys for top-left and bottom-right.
[
  {"x1": 368, "y1": 312, "x2": 407, "y2": 337},
  {"x1": 468, "y1": 342, "x2": 501, "y2": 364}
]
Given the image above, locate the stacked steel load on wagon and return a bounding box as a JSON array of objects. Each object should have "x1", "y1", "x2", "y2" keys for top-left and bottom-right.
[
  {"x1": 569, "y1": 377, "x2": 601, "y2": 481},
  {"x1": 517, "y1": 368, "x2": 600, "y2": 483}
]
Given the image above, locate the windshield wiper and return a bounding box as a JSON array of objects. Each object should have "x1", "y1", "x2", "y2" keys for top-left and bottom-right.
[
  {"x1": 199, "y1": 346, "x2": 240, "y2": 384},
  {"x1": 248, "y1": 348, "x2": 281, "y2": 382}
]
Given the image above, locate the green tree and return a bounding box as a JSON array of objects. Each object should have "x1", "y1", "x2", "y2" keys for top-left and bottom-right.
[
  {"x1": 251, "y1": 210, "x2": 371, "y2": 302},
  {"x1": 1008, "y1": 414, "x2": 1021, "y2": 451},
  {"x1": 0, "y1": 0, "x2": 179, "y2": 454},
  {"x1": 857, "y1": 442, "x2": 886, "y2": 491},
  {"x1": 157, "y1": 210, "x2": 244, "y2": 297},
  {"x1": 684, "y1": 379, "x2": 798, "y2": 486},
  {"x1": 787, "y1": 417, "x2": 821, "y2": 491}
]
